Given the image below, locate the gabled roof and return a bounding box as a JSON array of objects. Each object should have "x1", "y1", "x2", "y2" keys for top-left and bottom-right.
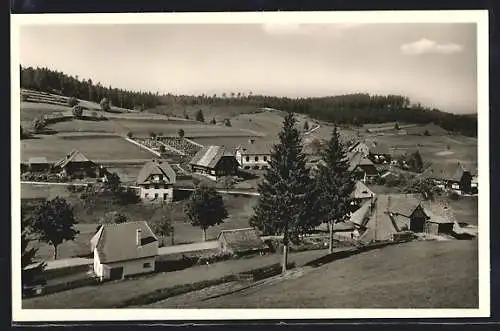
[
  {"x1": 347, "y1": 152, "x2": 376, "y2": 172},
  {"x1": 351, "y1": 181, "x2": 376, "y2": 200},
  {"x1": 28, "y1": 157, "x2": 49, "y2": 164},
  {"x1": 420, "y1": 200, "x2": 456, "y2": 224},
  {"x1": 54, "y1": 150, "x2": 92, "y2": 168},
  {"x1": 217, "y1": 227, "x2": 267, "y2": 253},
  {"x1": 348, "y1": 140, "x2": 370, "y2": 152},
  {"x1": 421, "y1": 162, "x2": 470, "y2": 182},
  {"x1": 349, "y1": 200, "x2": 373, "y2": 227},
  {"x1": 136, "y1": 159, "x2": 176, "y2": 185},
  {"x1": 190, "y1": 145, "x2": 235, "y2": 168},
  {"x1": 90, "y1": 221, "x2": 158, "y2": 264},
  {"x1": 236, "y1": 141, "x2": 274, "y2": 155}
]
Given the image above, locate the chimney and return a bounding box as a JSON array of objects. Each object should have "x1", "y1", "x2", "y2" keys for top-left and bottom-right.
[{"x1": 136, "y1": 229, "x2": 142, "y2": 246}]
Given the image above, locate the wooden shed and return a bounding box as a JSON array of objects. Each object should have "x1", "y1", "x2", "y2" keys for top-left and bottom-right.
[{"x1": 217, "y1": 228, "x2": 267, "y2": 256}]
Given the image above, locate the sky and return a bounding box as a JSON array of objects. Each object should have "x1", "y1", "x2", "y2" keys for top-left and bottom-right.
[{"x1": 18, "y1": 23, "x2": 477, "y2": 114}]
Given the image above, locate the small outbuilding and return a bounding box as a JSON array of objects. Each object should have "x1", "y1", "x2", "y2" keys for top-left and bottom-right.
[
  {"x1": 28, "y1": 157, "x2": 51, "y2": 172},
  {"x1": 217, "y1": 228, "x2": 267, "y2": 256}
]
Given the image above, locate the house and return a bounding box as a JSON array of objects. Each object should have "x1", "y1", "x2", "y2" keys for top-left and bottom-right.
[
  {"x1": 235, "y1": 139, "x2": 273, "y2": 170},
  {"x1": 217, "y1": 228, "x2": 268, "y2": 256},
  {"x1": 368, "y1": 142, "x2": 391, "y2": 164},
  {"x1": 421, "y1": 162, "x2": 473, "y2": 194},
  {"x1": 331, "y1": 221, "x2": 359, "y2": 241},
  {"x1": 471, "y1": 174, "x2": 478, "y2": 194},
  {"x1": 90, "y1": 221, "x2": 158, "y2": 281},
  {"x1": 348, "y1": 152, "x2": 379, "y2": 183},
  {"x1": 410, "y1": 201, "x2": 456, "y2": 236},
  {"x1": 53, "y1": 150, "x2": 97, "y2": 177},
  {"x1": 189, "y1": 145, "x2": 239, "y2": 180},
  {"x1": 28, "y1": 157, "x2": 51, "y2": 172},
  {"x1": 136, "y1": 159, "x2": 176, "y2": 203},
  {"x1": 349, "y1": 194, "x2": 421, "y2": 243}
]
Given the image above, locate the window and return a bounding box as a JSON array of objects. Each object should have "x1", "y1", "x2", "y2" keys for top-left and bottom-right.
[
  {"x1": 154, "y1": 185, "x2": 159, "y2": 189},
  {"x1": 155, "y1": 193, "x2": 159, "y2": 199},
  {"x1": 245, "y1": 156, "x2": 250, "y2": 162},
  {"x1": 244, "y1": 166, "x2": 251, "y2": 170},
  {"x1": 145, "y1": 185, "x2": 150, "y2": 189},
  {"x1": 263, "y1": 156, "x2": 268, "y2": 162},
  {"x1": 163, "y1": 193, "x2": 167, "y2": 201},
  {"x1": 145, "y1": 193, "x2": 149, "y2": 198},
  {"x1": 143, "y1": 262, "x2": 151, "y2": 268},
  {"x1": 255, "y1": 156, "x2": 259, "y2": 162}
]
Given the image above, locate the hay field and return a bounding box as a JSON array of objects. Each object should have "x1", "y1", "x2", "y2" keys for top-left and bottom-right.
[{"x1": 21, "y1": 135, "x2": 155, "y2": 162}]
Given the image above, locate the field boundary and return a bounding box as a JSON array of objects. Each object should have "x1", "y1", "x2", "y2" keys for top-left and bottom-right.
[{"x1": 122, "y1": 137, "x2": 161, "y2": 157}]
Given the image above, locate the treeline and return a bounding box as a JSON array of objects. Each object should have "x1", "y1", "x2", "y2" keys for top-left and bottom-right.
[
  {"x1": 20, "y1": 66, "x2": 160, "y2": 110},
  {"x1": 20, "y1": 66, "x2": 477, "y2": 137}
]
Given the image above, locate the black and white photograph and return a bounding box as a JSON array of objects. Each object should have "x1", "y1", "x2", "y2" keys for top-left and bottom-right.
[{"x1": 11, "y1": 10, "x2": 489, "y2": 321}]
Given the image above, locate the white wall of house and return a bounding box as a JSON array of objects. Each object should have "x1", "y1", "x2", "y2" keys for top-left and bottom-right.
[
  {"x1": 93, "y1": 248, "x2": 103, "y2": 278},
  {"x1": 140, "y1": 185, "x2": 173, "y2": 203},
  {"x1": 235, "y1": 150, "x2": 270, "y2": 170},
  {"x1": 94, "y1": 255, "x2": 157, "y2": 280}
]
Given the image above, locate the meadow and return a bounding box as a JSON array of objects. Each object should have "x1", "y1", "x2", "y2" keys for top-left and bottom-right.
[{"x1": 180, "y1": 239, "x2": 478, "y2": 308}]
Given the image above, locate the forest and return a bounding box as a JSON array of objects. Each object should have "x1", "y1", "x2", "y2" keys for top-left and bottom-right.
[{"x1": 20, "y1": 66, "x2": 477, "y2": 137}]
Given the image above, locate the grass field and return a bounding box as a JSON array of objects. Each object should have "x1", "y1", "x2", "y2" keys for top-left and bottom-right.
[
  {"x1": 21, "y1": 135, "x2": 155, "y2": 162},
  {"x1": 174, "y1": 239, "x2": 478, "y2": 308},
  {"x1": 23, "y1": 249, "x2": 327, "y2": 309}
]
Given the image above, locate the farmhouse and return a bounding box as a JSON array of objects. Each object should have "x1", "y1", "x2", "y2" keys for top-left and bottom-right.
[
  {"x1": 90, "y1": 221, "x2": 158, "y2": 281},
  {"x1": 235, "y1": 139, "x2": 273, "y2": 170},
  {"x1": 349, "y1": 194, "x2": 421, "y2": 243},
  {"x1": 348, "y1": 152, "x2": 379, "y2": 183},
  {"x1": 53, "y1": 150, "x2": 97, "y2": 177},
  {"x1": 136, "y1": 159, "x2": 176, "y2": 203},
  {"x1": 409, "y1": 201, "x2": 456, "y2": 235},
  {"x1": 217, "y1": 228, "x2": 268, "y2": 256},
  {"x1": 28, "y1": 157, "x2": 51, "y2": 172},
  {"x1": 368, "y1": 142, "x2": 391, "y2": 164},
  {"x1": 189, "y1": 145, "x2": 239, "y2": 180},
  {"x1": 421, "y1": 162, "x2": 473, "y2": 194}
]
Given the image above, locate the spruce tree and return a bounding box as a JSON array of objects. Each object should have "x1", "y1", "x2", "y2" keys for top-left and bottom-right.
[
  {"x1": 250, "y1": 112, "x2": 316, "y2": 273},
  {"x1": 316, "y1": 125, "x2": 355, "y2": 253}
]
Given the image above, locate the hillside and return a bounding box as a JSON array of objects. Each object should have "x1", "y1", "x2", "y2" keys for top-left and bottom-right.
[{"x1": 20, "y1": 66, "x2": 477, "y2": 137}]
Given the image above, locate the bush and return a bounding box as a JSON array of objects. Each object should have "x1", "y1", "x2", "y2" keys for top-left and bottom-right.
[
  {"x1": 224, "y1": 118, "x2": 232, "y2": 127},
  {"x1": 126, "y1": 131, "x2": 133, "y2": 139},
  {"x1": 423, "y1": 129, "x2": 431, "y2": 136},
  {"x1": 68, "y1": 97, "x2": 79, "y2": 107},
  {"x1": 448, "y1": 191, "x2": 460, "y2": 200}
]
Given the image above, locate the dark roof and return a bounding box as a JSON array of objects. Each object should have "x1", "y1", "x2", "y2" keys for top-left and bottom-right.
[
  {"x1": 217, "y1": 228, "x2": 267, "y2": 253},
  {"x1": 369, "y1": 142, "x2": 390, "y2": 155},
  {"x1": 421, "y1": 162, "x2": 470, "y2": 182},
  {"x1": 347, "y1": 152, "x2": 376, "y2": 172},
  {"x1": 190, "y1": 145, "x2": 236, "y2": 168},
  {"x1": 348, "y1": 141, "x2": 370, "y2": 152},
  {"x1": 236, "y1": 141, "x2": 274, "y2": 155},
  {"x1": 54, "y1": 150, "x2": 93, "y2": 168},
  {"x1": 136, "y1": 159, "x2": 176, "y2": 185},
  {"x1": 90, "y1": 221, "x2": 158, "y2": 264}
]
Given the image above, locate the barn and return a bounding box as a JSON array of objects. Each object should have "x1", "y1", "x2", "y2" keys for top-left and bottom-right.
[
  {"x1": 189, "y1": 145, "x2": 239, "y2": 180},
  {"x1": 348, "y1": 152, "x2": 379, "y2": 183},
  {"x1": 28, "y1": 157, "x2": 51, "y2": 172},
  {"x1": 53, "y1": 150, "x2": 97, "y2": 178}
]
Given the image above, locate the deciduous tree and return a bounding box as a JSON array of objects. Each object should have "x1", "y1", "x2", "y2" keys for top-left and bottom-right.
[
  {"x1": 29, "y1": 197, "x2": 79, "y2": 260},
  {"x1": 185, "y1": 185, "x2": 228, "y2": 241}
]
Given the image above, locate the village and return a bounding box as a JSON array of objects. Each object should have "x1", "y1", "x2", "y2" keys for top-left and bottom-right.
[{"x1": 20, "y1": 86, "x2": 479, "y2": 309}]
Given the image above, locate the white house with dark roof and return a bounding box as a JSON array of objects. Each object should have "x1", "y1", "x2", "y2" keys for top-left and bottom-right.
[
  {"x1": 235, "y1": 139, "x2": 273, "y2": 170},
  {"x1": 189, "y1": 145, "x2": 239, "y2": 180},
  {"x1": 90, "y1": 221, "x2": 158, "y2": 281},
  {"x1": 136, "y1": 159, "x2": 176, "y2": 203}
]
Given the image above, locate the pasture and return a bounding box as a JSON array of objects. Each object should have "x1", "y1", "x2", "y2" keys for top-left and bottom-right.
[
  {"x1": 182, "y1": 239, "x2": 478, "y2": 308},
  {"x1": 21, "y1": 135, "x2": 155, "y2": 162}
]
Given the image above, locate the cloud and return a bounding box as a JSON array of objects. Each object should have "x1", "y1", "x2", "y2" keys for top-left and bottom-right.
[{"x1": 400, "y1": 38, "x2": 464, "y2": 55}]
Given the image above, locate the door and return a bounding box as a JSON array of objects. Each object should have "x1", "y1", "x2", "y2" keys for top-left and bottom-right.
[{"x1": 109, "y1": 266, "x2": 124, "y2": 280}]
